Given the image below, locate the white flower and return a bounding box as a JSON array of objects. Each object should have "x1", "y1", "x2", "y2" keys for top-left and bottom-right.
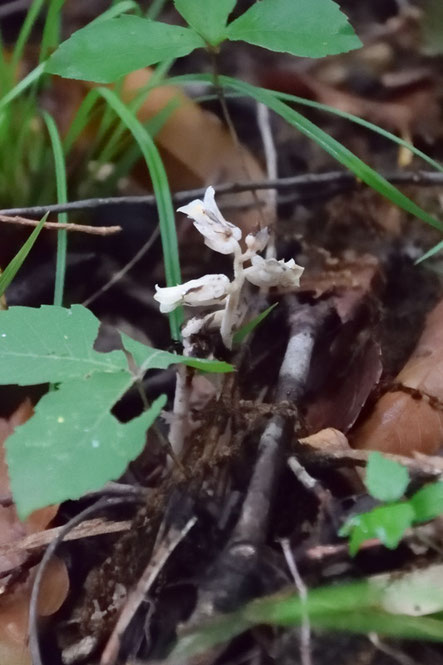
[
  {"x1": 154, "y1": 274, "x2": 231, "y2": 313},
  {"x1": 245, "y1": 227, "x2": 269, "y2": 254},
  {"x1": 243, "y1": 255, "x2": 304, "y2": 289},
  {"x1": 178, "y1": 186, "x2": 242, "y2": 255}
]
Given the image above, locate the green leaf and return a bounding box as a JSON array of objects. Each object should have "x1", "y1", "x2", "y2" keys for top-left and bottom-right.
[
  {"x1": 232, "y1": 303, "x2": 278, "y2": 345},
  {"x1": 174, "y1": 0, "x2": 236, "y2": 45},
  {"x1": 96, "y1": 87, "x2": 183, "y2": 341},
  {"x1": 0, "y1": 213, "x2": 48, "y2": 297},
  {"x1": 340, "y1": 503, "x2": 415, "y2": 556},
  {"x1": 121, "y1": 333, "x2": 234, "y2": 374},
  {"x1": 6, "y1": 375, "x2": 166, "y2": 518},
  {"x1": 167, "y1": 577, "x2": 443, "y2": 663},
  {"x1": 365, "y1": 452, "x2": 410, "y2": 502},
  {"x1": 0, "y1": 305, "x2": 127, "y2": 385},
  {"x1": 411, "y1": 482, "x2": 443, "y2": 523},
  {"x1": 218, "y1": 76, "x2": 443, "y2": 234},
  {"x1": 46, "y1": 15, "x2": 205, "y2": 83},
  {"x1": 226, "y1": 0, "x2": 361, "y2": 58}
]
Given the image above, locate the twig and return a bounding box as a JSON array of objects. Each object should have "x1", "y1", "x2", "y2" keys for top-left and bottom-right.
[
  {"x1": 3, "y1": 170, "x2": 443, "y2": 217},
  {"x1": 280, "y1": 539, "x2": 312, "y2": 665},
  {"x1": 0, "y1": 517, "x2": 131, "y2": 560},
  {"x1": 100, "y1": 516, "x2": 197, "y2": 665},
  {"x1": 29, "y1": 497, "x2": 136, "y2": 665},
  {"x1": 256, "y1": 103, "x2": 278, "y2": 258},
  {"x1": 0, "y1": 0, "x2": 31, "y2": 18},
  {"x1": 82, "y1": 226, "x2": 159, "y2": 307},
  {"x1": 0, "y1": 214, "x2": 121, "y2": 235}
]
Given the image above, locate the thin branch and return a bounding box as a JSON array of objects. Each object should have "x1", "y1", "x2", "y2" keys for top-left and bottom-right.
[
  {"x1": 29, "y1": 497, "x2": 137, "y2": 665},
  {"x1": 82, "y1": 226, "x2": 159, "y2": 306},
  {"x1": 0, "y1": 0, "x2": 31, "y2": 18},
  {"x1": 2, "y1": 170, "x2": 443, "y2": 217},
  {"x1": 280, "y1": 539, "x2": 311, "y2": 665},
  {"x1": 256, "y1": 102, "x2": 278, "y2": 259},
  {"x1": 0, "y1": 214, "x2": 121, "y2": 235},
  {"x1": 100, "y1": 516, "x2": 197, "y2": 665}
]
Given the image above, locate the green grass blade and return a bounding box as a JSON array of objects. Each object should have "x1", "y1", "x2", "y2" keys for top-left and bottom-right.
[
  {"x1": 43, "y1": 111, "x2": 68, "y2": 306},
  {"x1": 233, "y1": 303, "x2": 278, "y2": 345},
  {"x1": 12, "y1": 0, "x2": 46, "y2": 70},
  {"x1": 96, "y1": 87, "x2": 183, "y2": 340},
  {"x1": 273, "y1": 90, "x2": 443, "y2": 174},
  {"x1": 90, "y1": 0, "x2": 140, "y2": 23},
  {"x1": 0, "y1": 213, "x2": 48, "y2": 296},
  {"x1": 168, "y1": 74, "x2": 443, "y2": 234},
  {"x1": 0, "y1": 63, "x2": 46, "y2": 111},
  {"x1": 63, "y1": 89, "x2": 101, "y2": 153},
  {"x1": 40, "y1": 0, "x2": 66, "y2": 63}
]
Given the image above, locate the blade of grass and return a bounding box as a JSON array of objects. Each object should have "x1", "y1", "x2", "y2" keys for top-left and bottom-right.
[
  {"x1": 40, "y1": 0, "x2": 65, "y2": 63},
  {"x1": 233, "y1": 303, "x2": 278, "y2": 345},
  {"x1": 168, "y1": 74, "x2": 443, "y2": 234},
  {"x1": 190, "y1": 85, "x2": 443, "y2": 175},
  {"x1": 0, "y1": 213, "x2": 48, "y2": 296},
  {"x1": 11, "y1": 0, "x2": 46, "y2": 70},
  {"x1": 89, "y1": 0, "x2": 140, "y2": 23},
  {"x1": 42, "y1": 111, "x2": 68, "y2": 306},
  {"x1": 96, "y1": 87, "x2": 182, "y2": 340},
  {"x1": 0, "y1": 62, "x2": 46, "y2": 111},
  {"x1": 273, "y1": 90, "x2": 443, "y2": 174}
]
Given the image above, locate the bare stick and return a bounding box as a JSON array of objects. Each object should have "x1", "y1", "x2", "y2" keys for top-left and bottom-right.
[
  {"x1": 3, "y1": 170, "x2": 443, "y2": 217},
  {"x1": 280, "y1": 539, "x2": 312, "y2": 665},
  {"x1": 0, "y1": 214, "x2": 121, "y2": 235},
  {"x1": 100, "y1": 516, "x2": 197, "y2": 665},
  {"x1": 82, "y1": 226, "x2": 159, "y2": 307},
  {"x1": 256, "y1": 103, "x2": 278, "y2": 259},
  {"x1": 0, "y1": 0, "x2": 31, "y2": 18}
]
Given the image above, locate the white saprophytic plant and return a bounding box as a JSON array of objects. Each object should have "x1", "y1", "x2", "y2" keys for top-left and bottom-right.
[{"x1": 154, "y1": 186, "x2": 304, "y2": 349}]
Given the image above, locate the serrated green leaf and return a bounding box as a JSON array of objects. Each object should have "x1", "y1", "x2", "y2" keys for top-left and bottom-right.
[
  {"x1": 0, "y1": 213, "x2": 48, "y2": 297},
  {"x1": 411, "y1": 482, "x2": 443, "y2": 524},
  {"x1": 0, "y1": 305, "x2": 127, "y2": 385},
  {"x1": 366, "y1": 452, "x2": 410, "y2": 502},
  {"x1": 174, "y1": 0, "x2": 236, "y2": 45},
  {"x1": 226, "y1": 0, "x2": 361, "y2": 58},
  {"x1": 6, "y1": 373, "x2": 166, "y2": 518},
  {"x1": 340, "y1": 503, "x2": 415, "y2": 556},
  {"x1": 121, "y1": 332, "x2": 234, "y2": 374},
  {"x1": 46, "y1": 15, "x2": 205, "y2": 83}
]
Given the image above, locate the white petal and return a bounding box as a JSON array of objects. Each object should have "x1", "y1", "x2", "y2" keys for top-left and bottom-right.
[
  {"x1": 245, "y1": 227, "x2": 269, "y2": 253},
  {"x1": 154, "y1": 275, "x2": 231, "y2": 314},
  {"x1": 244, "y1": 256, "x2": 304, "y2": 289},
  {"x1": 178, "y1": 186, "x2": 242, "y2": 254}
]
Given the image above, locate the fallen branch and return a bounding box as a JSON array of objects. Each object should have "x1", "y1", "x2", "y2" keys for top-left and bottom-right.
[
  {"x1": 0, "y1": 214, "x2": 121, "y2": 235},
  {"x1": 3, "y1": 169, "x2": 443, "y2": 217}
]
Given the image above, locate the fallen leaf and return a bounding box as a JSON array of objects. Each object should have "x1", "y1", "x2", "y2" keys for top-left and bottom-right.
[
  {"x1": 0, "y1": 401, "x2": 68, "y2": 664},
  {"x1": 353, "y1": 298, "x2": 443, "y2": 455}
]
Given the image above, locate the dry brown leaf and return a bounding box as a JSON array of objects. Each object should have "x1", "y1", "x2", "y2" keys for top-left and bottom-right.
[
  {"x1": 299, "y1": 428, "x2": 350, "y2": 451},
  {"x1": 0, "y1": 401, "x2": 68, "y2": 664},
  {"x1": 0, "y1": 558, "x2": 69, "y2": 665},
  {"x1": 353, "y1": 298, "x2": 443, "y2": 455}
]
